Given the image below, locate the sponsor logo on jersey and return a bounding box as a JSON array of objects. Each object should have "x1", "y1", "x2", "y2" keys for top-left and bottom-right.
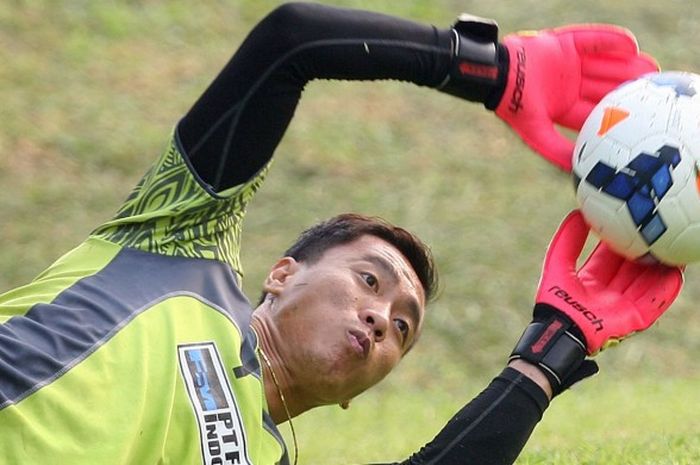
[{"x1": 179, "y1": 342, "x2": 252, "y2": 465}]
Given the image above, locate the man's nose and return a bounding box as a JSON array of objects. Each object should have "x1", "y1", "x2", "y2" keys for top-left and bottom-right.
[{"x1": 360, "y1": 306, "x2": 389, "y2": 342}]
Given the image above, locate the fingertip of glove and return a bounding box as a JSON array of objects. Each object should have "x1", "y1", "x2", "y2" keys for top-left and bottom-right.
[
  {"x1": 656, "y1": 261, "x2": 684, "y2": 290},
  {"x1": 639, "y1": 51, "x2": 661, "y2": 72},
  {"x1": 542, "y1": 210, "x2": 590, "y2": 269},
  {"x1": 563, "y1": 23, "x2": 640, "y2": 54},
  {"x1": 561, "y1": 209, "x2": 586, "y2": 229},
  {"x1": 670, "y1": 266, "x2": 685, "y2": 296},
  {"x1": 516, "y1": 126, "x2": 575, "y2": 172}
]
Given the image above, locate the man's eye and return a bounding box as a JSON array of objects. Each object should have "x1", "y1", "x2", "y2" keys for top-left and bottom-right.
[
  {"x1": 395, "y1": 319, "x2": 409, "y2": 340},
  {"x1": 362, "y1": 273, "x2": 378, "y2": 289}
]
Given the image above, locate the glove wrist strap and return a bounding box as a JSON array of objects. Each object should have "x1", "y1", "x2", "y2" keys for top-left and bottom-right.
[
  {"x1": 438, "y1": 14, "x2": 508, "y2": 109},
  {"x1": 509, "y1": 312, "x2": 587, "y2": 394}
]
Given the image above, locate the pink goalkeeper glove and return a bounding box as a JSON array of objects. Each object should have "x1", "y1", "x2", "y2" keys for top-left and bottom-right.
[
  {"x1": 511, "y1": 210, "x2": 682, "y2": 394},
  {"x1": 536, "y1": 211, "x2": 683, "y2": 354},
  {"x1": 497, "y1": 25, "x2": 659, "y2": 171}
]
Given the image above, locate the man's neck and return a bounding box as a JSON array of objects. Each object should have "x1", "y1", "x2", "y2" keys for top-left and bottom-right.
[{"x1": 251, "y1": 310, "x2": 305, "y2": 424}]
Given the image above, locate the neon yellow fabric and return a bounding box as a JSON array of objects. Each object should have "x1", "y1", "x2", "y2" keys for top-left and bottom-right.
[
  {"x1": 0, "y1": 135, "x2": 286, "y2": 464},
  {"x1": 0, "y1": 237, "x2": 121, "y2": 323},
  {"x1": 92, "y1": 134, "x2": 271, "y2": 281},
  {"x1": 0, "y1": 297, "x2": 284, "y2": 464}
]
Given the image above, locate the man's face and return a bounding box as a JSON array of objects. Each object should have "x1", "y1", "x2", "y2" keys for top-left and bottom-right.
[{"x1": 261, "y1": 234, "x2": 426, "y2": 405}]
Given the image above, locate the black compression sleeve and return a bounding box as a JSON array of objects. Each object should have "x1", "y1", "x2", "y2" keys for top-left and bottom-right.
[
  {"x1": 371, "y1": 368, "x2": 549, "y2": 465},
  {"x1": 177, "y1": 2, "x2": 453, "y2": 192}
]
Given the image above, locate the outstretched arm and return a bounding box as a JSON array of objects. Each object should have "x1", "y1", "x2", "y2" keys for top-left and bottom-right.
[
  {"x1": 177, "y1": 2, "x2": 657, "y2": 193},
  {"x1": 177, "y1": 2, "x2": 457, "y2": 192},
  {"x1": 375, "y1": 366, "x2": 550, "y2": 465},
  {"x1": 369, "y1": 212, "x2": 683, "y2": 465}
]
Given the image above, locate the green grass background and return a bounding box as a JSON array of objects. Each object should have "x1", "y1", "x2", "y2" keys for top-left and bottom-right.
[{"x1": 2, "y1": 1, "x2": 700, "y2": 463}]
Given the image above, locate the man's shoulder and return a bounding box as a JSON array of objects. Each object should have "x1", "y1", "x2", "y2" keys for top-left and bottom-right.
[{"x1": 90, "y1": 133, "x2": 271, "y2": 275}]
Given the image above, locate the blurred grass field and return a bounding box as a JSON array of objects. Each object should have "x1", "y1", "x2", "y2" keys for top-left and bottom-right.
[{"x1": 2, "y1": 1, "x2": 700, "y2": 463}]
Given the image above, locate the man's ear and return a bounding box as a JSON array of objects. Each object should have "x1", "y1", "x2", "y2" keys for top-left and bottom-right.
[{"x1": 263, "y1": 257, "x2": 300, "y2": 297}]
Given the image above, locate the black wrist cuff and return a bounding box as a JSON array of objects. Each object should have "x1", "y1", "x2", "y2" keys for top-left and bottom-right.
[
  {"x1": 437, "y1": 14, "x2": 508, "y2": 108},
  {"x1": 509, "y1": 313, "x2": 587, "y2": 394}
]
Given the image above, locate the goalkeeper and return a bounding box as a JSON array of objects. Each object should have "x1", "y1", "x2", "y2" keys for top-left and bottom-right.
[{"x1": 0, "y1": 3, "x2": 683, "y2": 465}]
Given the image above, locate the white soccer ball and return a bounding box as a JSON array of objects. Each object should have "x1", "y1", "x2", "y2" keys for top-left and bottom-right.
[{"x1": 573, "y1": 71, "x2": 700, "y2": 265}]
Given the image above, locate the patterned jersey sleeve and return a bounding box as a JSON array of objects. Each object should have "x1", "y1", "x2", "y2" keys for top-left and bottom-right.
[{"x1": 91, "y1": 132, "x2": 270, "y2": 281}]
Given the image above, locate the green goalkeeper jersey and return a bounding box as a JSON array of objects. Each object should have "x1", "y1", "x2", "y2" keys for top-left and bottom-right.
[{"x1": 0, "y1": 134, "x2": 289, "y2": 465}]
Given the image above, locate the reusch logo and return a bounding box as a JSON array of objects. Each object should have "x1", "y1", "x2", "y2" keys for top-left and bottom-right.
[
  {"x1": 548, "y1": 286, "x2": 603, "y2": 332},
  {"x1": 508, "y1": 47, "x2": 526, "y2": 113}
]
